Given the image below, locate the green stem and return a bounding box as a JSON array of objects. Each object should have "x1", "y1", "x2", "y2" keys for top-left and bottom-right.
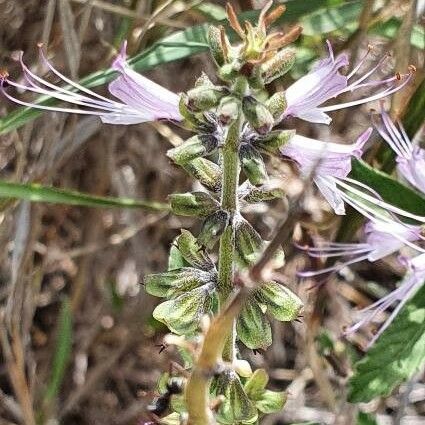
[{"x1": 217, "y1": 112, "x2": 242, "y2": 362}]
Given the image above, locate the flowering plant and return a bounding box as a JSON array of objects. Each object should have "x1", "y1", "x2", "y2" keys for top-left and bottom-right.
[{"x1": 1, "y1": 1, "x2": 424, "y2": 424}]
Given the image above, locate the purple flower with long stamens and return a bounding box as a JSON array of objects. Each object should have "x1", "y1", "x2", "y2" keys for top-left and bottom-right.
[
  {"x1": 375, "y1": 109, "x2": 425, "y2": 193},
  {"x1": 281, "y1": 128, "x2": 372, "y2": 214},
  {"x1": 297, "y1": 219, "x2": 424, "y2": 278},
  {"x1": 281, "y1": 41, "x2": 414, "y2": 124},
  {"x1": 0, "y1": 42, "x2": 182, "y2": 125},
  {"x1": 345, "y1": 253, "x2": 425, "y2": 347}
]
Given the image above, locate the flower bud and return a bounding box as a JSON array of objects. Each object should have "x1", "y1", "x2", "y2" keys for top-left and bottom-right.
[
  {"x1": 178, "y1": 94, "x2": 203, "y2": 129},
  {"x1": 176, "y1": 229, "x2": 214, "y2": 271},
  {"x1": 261, "y1": 48, "x2": 295, "y2": 84},
  {"x1": 195, "y1": 72, "x2": 214, "y2": 88},
  {"x1": 241, "y1": 183, "x2": 285, "y2": 204},
  {"x1": 183, "y1": 158, "x2": 222, "y2": 192},
  {"x1": 198, "y1": 210, "x2": 230, "y2": 249},
  {"x1": 234, "y1": 215, "x2": 263, "y2": 267},
  {"x1": 239, "y1": 143, "x2": 268, "y2": 185},
  {"x1": 242, "y1": 96, "x2": 274, "y2": 135},
  {"x1": 253, "y1": 129, "x2": 295, "y2": 156},
  {"x1": 217, "y1": 96, "x2": 239, "y2": 125},
  {"x1": 167, "y1": 134, "x2": 218, "y2": 164},
  {"x1": 186, "y1": 85, "x2": 228, "y2": 112},
  {"x1": 218, "y1": 63, "x2": 239, "y2": 82},
  {"x1": 208, "y1": 25, "x2": 230, "y2": 67},
  {"x1": 169, "y1": 191, "x2": 219, "y2": 217},
  {"x1": 265, "y1": 92, "x2": 287, "y2": 120}
]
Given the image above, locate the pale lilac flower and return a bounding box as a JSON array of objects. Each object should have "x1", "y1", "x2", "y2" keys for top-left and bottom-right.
[
  {"x1": 281, "y1": 128, "x2": 372, "y2": 214},
  {"x1": 281, "y1": 41, "x2": 414, "y2": 124},
  {"x1": 375, "y1": 110, "x2": 425, "y2": 193},
  {"x1": 298, "y1": 219, "x2": 424, "y2": 277},
  {"x1": 0, "y1": 42, "x2": 181, "y2": 125},
  {"x1": 345, "y1": 253, "x2": 425, "y2": 347}
]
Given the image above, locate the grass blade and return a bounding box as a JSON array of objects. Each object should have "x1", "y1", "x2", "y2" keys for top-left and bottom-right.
[
  {"x1": 44, "y1": 298, "x2": 73, "y2": 402},
  {"x1": 0, "y1": 181, "x2": 169, "y2": 211}
]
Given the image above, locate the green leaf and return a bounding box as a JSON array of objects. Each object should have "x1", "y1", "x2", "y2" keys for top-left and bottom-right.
[
  {"x1": 0, "y1": 180, "x2": 168, "y2": 211},
  {"x1": 0, "y1": 0, "x2": 330, "y2": 135},
  {"x1": 152, "y1": 284, "x2": 215, "y2": 334},
  {"x1": 244, "y1": 369, "x2": 269, "y2": 400},
  {"x1": 372, "y1": 19, "x2": 424, "y2": 50},
  {"x1": 237, "y1": 300, "x2": 272, "y2": 350},
  {"x1": 194, "y1": 3, "x2": 227, "y2": 22},
  {"x1": 44, "y1": 298, "x2": 72, "y2": 401},
  {"x1": 300, "y1": 1, "x2": 362, "y2": 35},
  {"x1": 350, "y1": 159, "x2": 425, "y2": 216},
  {"x1": 256, "y1": 281, "x2": 303, "y2": 321},
  {"x1": 255, "y1": 389, "x2": 286, "y2": 414},
  {"x1": 348, "y1": 283, "x2": 425, "y2": 403}
]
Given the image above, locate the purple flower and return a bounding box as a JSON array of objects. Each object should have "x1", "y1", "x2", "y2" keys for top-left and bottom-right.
[
  {"x1": 345, "y1": 253, "x2": 425, "y2": 347},
  {"x1": 281, "y1": 41, "x2": 414, "y2": 125},
  {"x1": 375, "y1": 110, "x2": 425, "y2": 194},
  {"x1": 0, "y1": 42, "x2": 181, "y2": 125},
  {"x1": 297, "y1": 219, "x2": 424, "y2": 277},
  {"x1": 281, "y1": 128, "x2": 372, "y2": 214}
]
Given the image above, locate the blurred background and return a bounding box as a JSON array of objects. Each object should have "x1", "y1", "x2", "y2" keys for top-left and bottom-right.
[{"x1": 0, "y1": 1, "x2": 424, "y2": 424}]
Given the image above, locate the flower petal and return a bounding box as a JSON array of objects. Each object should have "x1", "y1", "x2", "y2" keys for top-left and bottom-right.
[{"x1": 109, "y1": 42, "x2": 181, "y2": 121}]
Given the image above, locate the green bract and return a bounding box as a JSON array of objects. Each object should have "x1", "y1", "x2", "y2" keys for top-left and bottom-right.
[{"x1": 237, "y1": 281, "x2": 302, "y2": 349}]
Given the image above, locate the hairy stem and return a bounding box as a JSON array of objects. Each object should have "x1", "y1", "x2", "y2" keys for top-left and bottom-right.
[{"x1": 217, "y1": 112, "x2": 242, "y2": 362}]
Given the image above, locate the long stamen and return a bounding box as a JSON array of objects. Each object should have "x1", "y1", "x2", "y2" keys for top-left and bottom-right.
[
  {"x1": 4, "y1": 76, "x2": 121, "y2": 113},
  {"x1": 305, "y1": 247, "x2": 374, "y2": 258},
  {"x1": 320, "y1": 71, "x2": 413, "y2": 113},
  {"x1": 381, "y1": 111, "x2": 412, "y2": 158},
  {"x1": 367, "y1": 282, "x2": 420, "y2": 347},
  {"x1": 346, "y1": 44, "x2": 374, "y2": 80},
  {"x1": 38, "y1": 45, "x2": 119, "y2": 105},
  {"x1": 298, "y1": 254, "x2": 372, "y2": 277},
  {"x1": 19, "y1": 52, "x2": 114, "y2": 108},
  {"x1": 333, "y1": 176, "x2": 425, "y2": 223},
  {"x1": 345, "y1": 53, "x2": 390, "y2": 90},
  {"x1": 0, "y1": 80, "x2": 113, "y2": 116}
]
